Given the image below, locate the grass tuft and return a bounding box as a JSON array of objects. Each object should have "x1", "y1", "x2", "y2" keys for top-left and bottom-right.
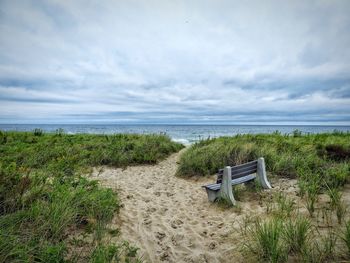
[
  {"x1": 283, "y1": 216, "x2": 311, "y2": 254},
  {"x1": 342, "y1": 220, "x2": 350, "y2": 257},
  {"x1": 245, "y1": 218, "x2": 288, "y2": 263}
]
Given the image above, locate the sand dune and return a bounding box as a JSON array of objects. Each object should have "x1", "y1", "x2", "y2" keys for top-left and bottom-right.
[{"x1": 90, "y1": 150, "x2": 297, "y2": 262}]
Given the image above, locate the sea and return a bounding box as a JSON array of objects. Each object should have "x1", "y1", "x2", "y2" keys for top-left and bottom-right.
[{"x1": 1, "y1": 124, "x2": 349, "y2": 145}]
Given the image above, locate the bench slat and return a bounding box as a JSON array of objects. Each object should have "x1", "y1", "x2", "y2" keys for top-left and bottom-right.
[
  {"x1": 232, "y1": 162, "x2": 257, "y2": 173},
  {"x1": 218, "y1": 160, "x2": 258, "y2": 175},
  {"x1": 202, "y1": 183, "x2": 221, "y2": 191},
  {"x1": 217, "y1": 164, "x2": 257, "y2": 183},
  {"x1": 202, "y1": 174, "x2": 257, "y2": 191},
  {"x1": 231, "y1": 174, "x2": 256, "y2": 185},
  {"x1": 232, "y1": 168, "x2": 257, "y2": 179},
  {"x1": 218, "y1": 161, "x2": 258, "y2": 175}
]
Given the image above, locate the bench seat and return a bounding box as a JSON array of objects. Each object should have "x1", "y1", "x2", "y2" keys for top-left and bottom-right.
[{"x1": 202, "y1": 174, "x2": 257, "y2": 191}]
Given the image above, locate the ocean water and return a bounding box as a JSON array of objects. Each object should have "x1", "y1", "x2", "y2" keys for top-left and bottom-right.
[{"x1": 1, "y1": 124, "x2": 349, "y2": 145}]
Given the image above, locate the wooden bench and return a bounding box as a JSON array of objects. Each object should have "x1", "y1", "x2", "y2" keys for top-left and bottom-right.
[{"x1": 202, "y1": 157, "x2": 271, "y2": 205}]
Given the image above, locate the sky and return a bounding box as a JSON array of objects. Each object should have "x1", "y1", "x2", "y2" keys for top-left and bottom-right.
[{"x1": 0, "y1": 0, "x2": 350, "y2": 125}]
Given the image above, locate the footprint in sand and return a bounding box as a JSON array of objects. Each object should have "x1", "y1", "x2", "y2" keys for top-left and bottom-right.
[
  {"x1": 91, "y1": 150, "x2": 242, "y2": 263},
  {"x1": 171, "y1": 233, "x2": 184, "y2": 246},
  {"x1": 159, "y1": 207, "x2": 168, "y2": 216},
  {"x1": 156, "y1": 231, "x2": 166, "y2": 240},
  {"x1": 171, "y1": 219, "x2": 183, "y2": 229},
  {"x1": 189, "y1": 220, "x2": 199, "y2": 226},
  {"x1": 158, "y1": 245, "x2": 172, "y2": 262},
  {"x1": 143, "y1": 218, "x2": 152, "y2": 226},
  {"x1": 145, "y1": 182, "x2": 154, "y2": 189},
  {"x1": 184, "y1": 254, "x2": 209, "y2": 263},
  {"x1": 146, "y1": 207, "x2": 157, "y2": 213},
  {"x1": 208, "y1": 241, "x2": 218, "y2": 250}
]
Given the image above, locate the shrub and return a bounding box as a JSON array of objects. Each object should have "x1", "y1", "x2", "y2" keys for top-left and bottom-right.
[
  {"x1": 324, "y1": 144, "x2": 350, "y2": 161},
  {"x1": 292, "y1": 129, "x2": 302, "y2": 137},
  {"x1": 33, "y1": 128, "x2": 44, "y2": 137}
]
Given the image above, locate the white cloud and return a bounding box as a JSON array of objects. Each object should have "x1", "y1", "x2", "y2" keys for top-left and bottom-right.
[{"x1": 0, "y1": 0, "x2": 349, "y2": 124}]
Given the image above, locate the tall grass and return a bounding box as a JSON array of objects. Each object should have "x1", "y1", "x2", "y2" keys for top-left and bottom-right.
[
  {"x1": 242, "y1": 195, "x2": 348, "y2": 262},
  {"x1": 245, "y1": 218, "x2": 288, "y2": 263},
  {"x1": 177, "y1": 132, "x2": 350, "y2": 190},
  {"x1": 283, "y1": 217, "x2": 311, "y2": 254},
  {"x1": 326, "y1": 185, "x2": 347, "y2": 224},
  {"x1": 342, "y1": 220, "x2": 350, "y2": 257},
  {"x1": 177, "y1": 132, "x2": 350, "y2": 219},
  {"x1": 273, "y1": 193, "x2": 295, "y2": 219},
  {"x1": 196, "y1": 133, "x2": 350, "y2": 262},
  {"x1": 90, "y1": 242, "x2": 141, "y2": 263},
  {"x1": 0, "y1": 130, "x2": 183, "y2": 262}
]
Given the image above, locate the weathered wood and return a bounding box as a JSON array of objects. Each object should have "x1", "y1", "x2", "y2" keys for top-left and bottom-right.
[
  {"x1": 231, "y1": 174, "x2": 256, "y2": 184},
  {"x1": 217, "y1": 160, "x2": 258, "y2": 183},
  {"x1": 203, "y1": 174, "x2": 257, "y2": 191},
  {"x1": 203, "y1": 157, "x2": 271, "y2": 205}
]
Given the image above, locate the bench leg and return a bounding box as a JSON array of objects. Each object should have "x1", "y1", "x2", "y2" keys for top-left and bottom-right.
[
  {"x1": 257, "y1": 157, "x2": 272, "y2": 189},
  {"x1": 219, "y1": 166, "x2": 236, "y2": 206},
  {"x1": 205, "y1": 189, "x2": 220, "y2": 202}
]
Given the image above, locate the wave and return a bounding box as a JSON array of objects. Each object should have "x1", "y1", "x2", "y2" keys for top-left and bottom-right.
[{"x1": 171, "y1": 138, "x2": 191, "y2": 145}]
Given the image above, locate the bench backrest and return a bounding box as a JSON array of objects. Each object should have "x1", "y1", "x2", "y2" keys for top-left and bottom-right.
[{"x1": 216, "y1": 160, "x2": 258, "y2": 184}]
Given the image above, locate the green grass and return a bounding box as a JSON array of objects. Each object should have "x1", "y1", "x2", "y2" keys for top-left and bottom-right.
[
  {"x1": 273, "y1": 193, "x2": 295, "y2": 219},
  {"x1": 342, "y1": 220, "x2": 350, "y2": 257},
  {"x1": 177, "y1": 132, "x2": 350, "y2": 194},
  {"x1": 283, "y1": 216, "x2": 311, "y2": 254},
  {"x1": 245, "y1": 218, "x2": 288, "y2": 263},
  {"x1": 177, "y1": 132, "x2": 349, "y2": 180},
  {"x1": 183, "y1": 132, "x2": 350, "y2": 262},
  {"x1": 0, "y1": 130, "x2": 183, "y2": 262},
  {"x1": 242, "y1": 198, "x2": 346, "y2": 262},
  {"x1": 90, "y1": 242, "x2": 141, "y2": 263}
]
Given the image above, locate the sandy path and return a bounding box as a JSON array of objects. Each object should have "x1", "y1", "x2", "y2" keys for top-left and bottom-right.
[{"x1": 90, "y1": 150, "x2": 274, "y2": 263}]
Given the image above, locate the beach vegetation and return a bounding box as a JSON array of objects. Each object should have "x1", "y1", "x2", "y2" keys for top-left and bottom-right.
[
  {"x1": 244, "y1": 218, "x2": 288, "y2": 263},
  {"x1": 182, "y1": 132, "x2": 350, "y2": 262},
  {"x1": 177, "y1": 132, "x2": 350, "y2": 186},
  {"x1": 273, "y1": 192, "x2": 295, "y2": 219},
  {"x1": 0, "y1": 130, "x2": 183, "y2": 262},
  {"x1": 342, "y1": 220, "x2": 350, "y2": 257},
  {"x1": 283, "y1": 216, "x2": 311, "y2": 254},
  {"x1": 177, "y1": 133, "x2": 349, "y2": 217}
]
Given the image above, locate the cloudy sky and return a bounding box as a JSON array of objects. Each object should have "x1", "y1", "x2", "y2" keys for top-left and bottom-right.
[{"x1": 0, "y1": 0, "x2": 350, "y2": 124}]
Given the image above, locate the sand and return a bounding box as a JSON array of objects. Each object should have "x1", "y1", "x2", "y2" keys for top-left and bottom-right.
[
  {"x1": 89, "y1": 150, "x2": 349, "y2": 263},
  {"x1": 89, "y1": 150, "x2": 271, "y2": 262}
]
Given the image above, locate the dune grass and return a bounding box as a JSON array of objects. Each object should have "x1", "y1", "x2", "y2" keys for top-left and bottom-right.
[
  {"x1": 178, "y1": 131, "x2": 349, "y2": 262},
  {"x1": 241, "y1": 192, "x2": 349, "y2": 262},
  {"x1": 245, "y1": 218, "x2": 287, "y2": 263},
  {"x1": 177, "y1": 131, "x2": 350, "y2": 190},
  {"x1": 344, "y1": 220, "x2": 350, "y2": 257},
  {"x1": 0, "y1": 130, "x2": 183, "y2": 262}
]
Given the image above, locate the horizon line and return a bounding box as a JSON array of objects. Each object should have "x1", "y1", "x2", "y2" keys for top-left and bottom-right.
[{"x1": 1, "y1": 123, "x2": 350, "y2": 127}]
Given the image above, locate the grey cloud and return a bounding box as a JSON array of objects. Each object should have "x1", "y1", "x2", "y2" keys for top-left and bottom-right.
[{"x1": 0, "y1": 0, "x2": 349, "y2": 124}]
